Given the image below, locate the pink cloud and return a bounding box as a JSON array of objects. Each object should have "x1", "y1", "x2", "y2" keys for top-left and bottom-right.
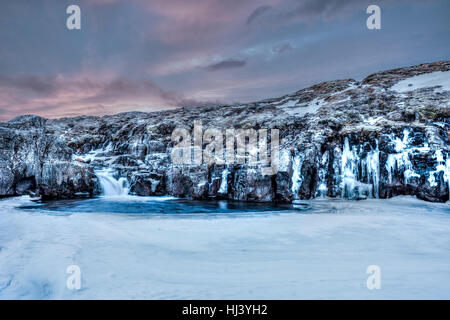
[{"x1": 0, "y1": 73, "x2": 204, "y2": 121}]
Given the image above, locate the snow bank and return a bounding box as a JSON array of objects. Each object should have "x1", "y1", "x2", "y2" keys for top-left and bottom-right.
[{"x1": 391, "y1": 70, "x2": 450, "y2": 92}]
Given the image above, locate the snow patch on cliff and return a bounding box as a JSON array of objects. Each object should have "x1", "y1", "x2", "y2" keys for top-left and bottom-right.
[
  {"x1": 282, "y1": 98, "x2": 327, "y2": 117},
  {"x1": 391, "y1": 71, "x2": 450, "y2": 92}
]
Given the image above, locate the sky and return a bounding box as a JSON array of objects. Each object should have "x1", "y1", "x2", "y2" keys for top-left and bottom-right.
[{"x1": 0, "y1": 0, "x2": 449, "y2": 121}]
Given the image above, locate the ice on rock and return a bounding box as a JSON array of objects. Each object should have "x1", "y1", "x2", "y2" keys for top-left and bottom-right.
[
  {"x1": 362, "y1": 145, "x2": 380, "y2": 199},
  {"x1": 317, "y1": 183, "x2": 328, "y2": 197},
  {"x1": 291, "y1": 154, "x2": 304, "y2": 199},
  {"x1": 73, "y1": 143, "x2": 114, "y2": 164},
  {"x1": 428, "y1": 150, "x2": 450, "y2": 191},
  {"x1": 385, "y1": 130, "x2": 420, "y2": 185},
  {"x1": 341, "y1": 138, "x2": 380, "y2": 199},
  {"x1": 278, "y1": 149, "x2": 291, "y2": 173},
  {"x1": 385, "y1": 153, "x2": 419, "y2": 184},
  {"x1": 341, "y1": 138, "x2": 358, "y2": 198},
  {"x1": 393, "y1": 130, "x2": 409, "y2": 152},
  {"x1": 446, "y1": 159, "x2": 450, "y2": 192},
  {"x1": 316, "y1": 151, "x2": 329, "y2": 197}
]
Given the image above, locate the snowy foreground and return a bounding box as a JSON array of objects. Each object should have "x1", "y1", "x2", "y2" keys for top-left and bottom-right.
[{"x1": 0, "y1": 196, "x2": 449, "y2": 299}]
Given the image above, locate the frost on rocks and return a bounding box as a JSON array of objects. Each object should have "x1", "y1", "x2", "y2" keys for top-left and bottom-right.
[
  {"x1": 341, "y1": 137, "x2": 380, "y2": 199},
  {"x1": 428, "y1": 150, "x2": 450, "y2": 192},
  {"x1": 385, "y1": 130, "x2": 420, "y2": 185},
  {"x1": 291, "y1": 154, "x2": 304, "y2": 199}
]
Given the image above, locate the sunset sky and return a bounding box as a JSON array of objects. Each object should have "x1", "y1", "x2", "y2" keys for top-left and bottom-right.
[{"x1": 0, "y1": 0, "x2": 449, "y2": 121}]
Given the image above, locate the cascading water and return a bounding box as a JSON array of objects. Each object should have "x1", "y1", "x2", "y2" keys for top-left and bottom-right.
[
  {"x1": 218, "y1": 168, "x2": 229, "y2": 194},
  {"x1": 96, "y1": 170, "x2": 129, "y2": 197}
]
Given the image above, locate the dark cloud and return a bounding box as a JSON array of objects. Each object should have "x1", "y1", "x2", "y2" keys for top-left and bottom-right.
[
  {"x1": 246, "y1": 5, "x2": 273, "y2": 25},
  {"x1": 248, "y1": 0, "x2": 395, "y2": 26},
  {"x1": 203, "y1": 59, "x2": 247, "y2": 72},
  {"x1": 0, "y1": 0, "x2": 448, "y2": 121},
  {"x1": 285, "y1": 0, "x2": 367, "y2": 21},
  {"x1": 0, "y1": 75, "x2": 174, "y2": 102},
  {"x1": 0, "y1": 75, "x2": 59, "y2": 95},
  {"x1": 0, "y1": 73, "x2": 208, "y2": 121}
]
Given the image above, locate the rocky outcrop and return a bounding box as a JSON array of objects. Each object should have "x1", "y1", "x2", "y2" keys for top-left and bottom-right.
[
  {"x1": 39, "y1": 162, "x2": 95, "y2": 199},
  {"x1": 0, "y1": 115, "x2": 95, "y2": 199},
  {"x1": 0, "y1": 61, "x2": 449, "y2": 202}
]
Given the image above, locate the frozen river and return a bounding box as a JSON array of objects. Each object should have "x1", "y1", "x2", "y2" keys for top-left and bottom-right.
[{"x1": 0, "y1": 196, "x2": 449, "y2": 299}]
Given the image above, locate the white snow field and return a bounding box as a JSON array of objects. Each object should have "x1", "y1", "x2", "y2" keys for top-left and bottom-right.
[
  {"x1": 0, "y1": 196, "x2": 449, "y2": 299},
  {"x1": 391, "y1": 70, "x2": 450, "y2": 92}
]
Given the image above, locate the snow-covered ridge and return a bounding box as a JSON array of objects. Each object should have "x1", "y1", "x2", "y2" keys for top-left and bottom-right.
[{"x1": 391, "y1": 70, "x2": 450, "y2": 93}]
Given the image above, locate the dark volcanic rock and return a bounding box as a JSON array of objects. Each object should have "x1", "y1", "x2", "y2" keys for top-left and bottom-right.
[
  {"x1": 130, "y1": 172, "x2": 166, "y2": 196},
  {"x1": 40, "y1": 162, "x2": 95, "y2": 199},
  {"x1": 0, "y1": 115, "x2": 96, "y2": 199},
  {"x1": 0, "y1": 162, "x2": 14, "y2": 196},
  {"x1": 0, "y1": 61, "x2": 449, "y2": 202}
]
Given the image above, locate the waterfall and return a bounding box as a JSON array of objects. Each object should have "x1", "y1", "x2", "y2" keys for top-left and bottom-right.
[
  {"x1": 96, "y1": 170, "x2": 129, "y2": 197},
  {"x1": 218, "y1": 168, "x2": 229, "y2": 194}
]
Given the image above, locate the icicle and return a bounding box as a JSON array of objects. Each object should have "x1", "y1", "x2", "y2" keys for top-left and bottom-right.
[
  {"x1": 291, "y1": 154, "x2": 304, "y2": 199},
  {"x1": 385, "y1": 130, "x2": 420, "y2": 185},
  {"x1": 428, "y1": 150, "x2": 450, "y2": 193},
  {"x1": 341, "y1": 138, "x2": 380, "y2": 199},
  {"x1": 341, "y1": 137, "x2": 359, "y2": 198},
  {"x1": 316, "y1": 151, "x2": 329, "y2": 197},
  {"x1": 363, "y1": 141, "x2": 380, "y2": 198}
]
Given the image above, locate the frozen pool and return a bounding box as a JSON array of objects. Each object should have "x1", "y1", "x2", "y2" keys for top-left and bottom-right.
[{"x1": 0, "y1": 196, "x2": 449, "y2": 299}]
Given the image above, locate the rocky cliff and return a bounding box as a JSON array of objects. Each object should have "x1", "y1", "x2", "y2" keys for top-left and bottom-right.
[{"x1": 1, "y1": 61, "x2": 449, "y2": 202}]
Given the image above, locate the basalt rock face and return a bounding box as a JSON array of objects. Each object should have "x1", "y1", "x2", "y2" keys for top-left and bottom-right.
[
  {"x1": 0, "y1": 115, "x2": 95, "y2": 199},
  {"x1": 0, "y1": 61, "x2": 449, "y2": 202}
]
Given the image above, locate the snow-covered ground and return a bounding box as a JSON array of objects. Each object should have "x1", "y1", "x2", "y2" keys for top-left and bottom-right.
[
  {"x1": 0, "y1": 196, "x2": 449, "y2": 299},
  {"x1": 391, "y1": 70, "x2": 450, "y2": 92}
]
